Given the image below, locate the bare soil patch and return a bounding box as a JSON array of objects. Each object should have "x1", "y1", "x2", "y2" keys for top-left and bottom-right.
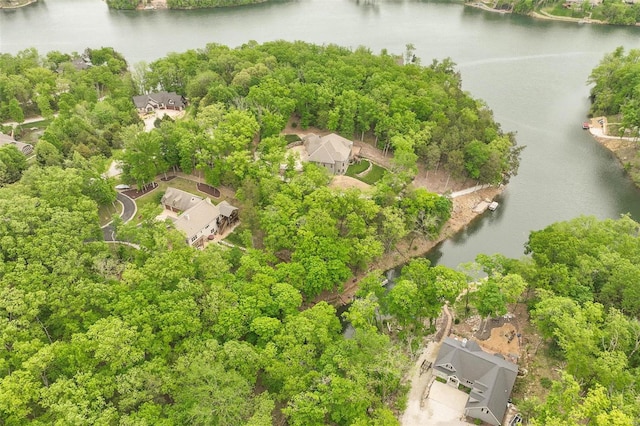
[
  {"x1": 449, "y1": 302, "x2": 562, "y2": 407},
  {"x1": 329, "y1": 175, "x2": 371, "y2": 191},
  {"x1": 197, "y1": 182, "x2": 221, "y2": 198},
  {"x1": 450, "y1": 309, "x2": 521, "y2": 362}
]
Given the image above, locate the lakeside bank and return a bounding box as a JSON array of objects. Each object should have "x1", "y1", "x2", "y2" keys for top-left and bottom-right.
[
  {"x1": 588, "y1": 117, "x2": 640, "y2": 188},
  {"x1": 0, "y1": 0, "x2": 36, "y2": 9},
  {"x1": 466, "y1": 1, "x2": 609, "y2": 25},
  {"x1": 319, "y1": 184, "x2": 504, "y2": 306}
]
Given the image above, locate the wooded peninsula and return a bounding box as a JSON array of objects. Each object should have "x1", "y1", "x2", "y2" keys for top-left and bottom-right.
[{"x1": 0, "y1": 41, "x2": 638, "y2": 425}]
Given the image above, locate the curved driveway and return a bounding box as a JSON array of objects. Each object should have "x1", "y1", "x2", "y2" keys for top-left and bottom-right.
[{"x1": 101, "y1": 192, "x2": 137, "y2": 242}]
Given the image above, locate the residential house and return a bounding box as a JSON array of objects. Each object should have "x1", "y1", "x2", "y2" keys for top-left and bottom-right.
[
  {"x1": 161, "y1": 187, "x2": 238, "y2": 247},
  {"x1": 302, "y1": 133, "x2": 355, "y2": 175},
  {"x1": 433, "y1": 337, "x2": 518, "y2": 426},
  {"x1": 71, "y1": 56, "x2": 92, "y2": 70},
  {"x1": 0, "y1": 133, "x2": 33, "y2": 155},
  {"x1": 161, "y1": 187, "x2": 202, "y2": 213},
  {"x1": 132, "y1": 91, "x2": 187, "y2": 113}
]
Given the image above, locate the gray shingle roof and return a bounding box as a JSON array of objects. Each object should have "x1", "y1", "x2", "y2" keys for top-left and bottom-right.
[
  {"x1": 217, "y1": 200, "x2": 237, "y2": 217},
  {"x1": 161, "y1": 187, "x2": 202, "y2": 212},
  {"x1": 0, "y1": 133, "x2": 33, "y2": 155},
  {"x1": 303, "y1": 133, "x2": 353, "y2": 164},
  {"x1": 173, "y1": 198, "x2": 219, "y2": 241},
  {"x1": 434, "y1": 337, "x2": 518, "y2": 425},
  {"x1": 133, "y1": 91, "x2": 185, "y2": 110}
]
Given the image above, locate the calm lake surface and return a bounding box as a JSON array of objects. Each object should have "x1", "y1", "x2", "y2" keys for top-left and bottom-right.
[{"x1": 3, "y1": 0, "x2": 640, "y2": 267}]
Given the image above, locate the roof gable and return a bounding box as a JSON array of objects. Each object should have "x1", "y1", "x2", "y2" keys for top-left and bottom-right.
[
  {"x1": 217, "y1": 200, "x2": 238, "y2": 217},
  {"x1": 161, "y1": 187, "x2": 202, "y2": 212},
  {"x1": 303, "y1": 133, "x2": 353, "y2": 164},
  {"x1": 0, "y1": 133, "x2": 33, "y2": 155},
  {"x1": 173, "y1": 198, "x2": 219, "y2": 240},
  {"x1": 133, "y1": 91, "x2": 185, "y2": 109}
]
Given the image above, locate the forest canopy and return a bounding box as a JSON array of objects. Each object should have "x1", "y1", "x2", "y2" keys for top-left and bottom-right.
[{"x1": 0, "y1": 41, "x2": 526, "y2": 425}]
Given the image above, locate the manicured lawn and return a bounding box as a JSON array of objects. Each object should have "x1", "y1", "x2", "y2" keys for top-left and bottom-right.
[
  {"x1": 98, "y1": 202, "x2": 123, "y2": 226},
  {"x1": 17, "y1": 118, "x2": 52, "y2": 130},
  {"x1": 13, "y1": 119, "x2": 52, "y2": 144},
  {"x1": 346, "y1": 159, "x2": 370, "y2": 176},
  {"x1": 345, "y1": 160, "x2": 385, "y2": 185},
  {"x1": 544, "y1": 5, "x2": 585, "y2": 19},
  {"x1": 359, "y1": 163, "x2": 386, "y2": 185}
]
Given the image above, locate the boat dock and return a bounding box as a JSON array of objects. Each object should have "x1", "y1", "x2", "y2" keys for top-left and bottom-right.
[{"x1": 473, "y1": 200, "x2": 499, "y2": 213}]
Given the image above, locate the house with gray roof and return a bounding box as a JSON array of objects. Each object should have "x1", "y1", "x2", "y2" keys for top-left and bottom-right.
[
  {"x1": 133, "y1": 91, "x2": 186, "y2": 113},
  {"x1": 302, "y1": 133, "x2": 354, "y2": 175},
  {"x1": 0, "y1": 133, "x2": 33, "y2": 155},
  {"x1": 162, "y1": 187, "x2": 238, "y2": 248},
  {"x1": 161, "y1": 187, "x2": 202, "y2": 213},
  {"x1": 433, "y1": 337, "x2": 518, "y2": 426}
]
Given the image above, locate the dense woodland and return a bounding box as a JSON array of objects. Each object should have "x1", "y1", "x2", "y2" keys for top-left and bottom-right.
[
  {"x1": 588, "y1": 47, "x2": 640, "y2": 186},
  {"x1": 588, "y1": 47, "x2": 640, "y2": 130},
  {"x1": 514, "y1": 216, "x2": 640, "y2": 425},
  {"x1": 1, "y1": 42, "x2": 637, "y2": 425}
]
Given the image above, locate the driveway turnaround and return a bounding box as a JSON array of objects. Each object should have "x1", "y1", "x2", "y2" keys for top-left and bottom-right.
[
  {"x1": 101, "y1": 192, "x2": 136, "y2": 242},
  {"x1": 421, "y1": 381, "x2": 470, "y2": 426}
]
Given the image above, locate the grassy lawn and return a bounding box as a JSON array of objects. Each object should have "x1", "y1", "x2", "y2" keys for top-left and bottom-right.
[
  {"x1": 345, "y1": 159, "x2": 385, "y2": 185},
  {"x1": 544, "y1": 5, "x2": 586, "y2": 19},
  {"x1": 359, "y1": 163, "x2": 386, "y2": 185},
  {"x1": 11, "y1": 119, "x2": 52, "y2": 144},
  {"x1": 98, "y1": 202, "x2": 123, "y2": 226},
  {"x1": 284, "y1": 134, "x2": 301, "y2": 143},
  {"x1": 17, "y1": 118, "x2": 52, "y2": 130},
  {"x1": 346, "y1": 159, "x2": 370, "y2": 176}
]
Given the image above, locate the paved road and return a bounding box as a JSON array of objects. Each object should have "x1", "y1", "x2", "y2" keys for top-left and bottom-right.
[
  {"x1": 101, "y1": 192, "x2": 137, "y2": 242},
  {"x1": 2, "y1": 114, "x2": 58, "y2": 128}
]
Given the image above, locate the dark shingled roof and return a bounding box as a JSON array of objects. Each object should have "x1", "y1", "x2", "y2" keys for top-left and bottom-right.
[
  {"x1": 434, "y1": 337, "x2": 518, "y2": 425},
  {"x1": 133, "y1": 91, "x2": 185, "y2": 110}
]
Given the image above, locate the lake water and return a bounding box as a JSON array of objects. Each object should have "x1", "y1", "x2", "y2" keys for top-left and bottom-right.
[{"x1": 3, "y1": 0, "x2": 640, "y2": 267}]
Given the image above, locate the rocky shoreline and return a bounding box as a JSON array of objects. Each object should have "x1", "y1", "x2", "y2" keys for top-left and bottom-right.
[
  {"x1": 587, "y1": 117, "x2": 640, "y2": 186},
  {"x1": 318, "y1": 185, "x2": 504, "y2": 306},
  {"x1": 466, "y1": 1, "x2": 613, "y2": 26}
]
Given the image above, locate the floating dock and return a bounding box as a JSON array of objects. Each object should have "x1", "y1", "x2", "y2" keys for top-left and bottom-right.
[{"x1": 473, "y1": 201, "x2": 490, "y2": 214}]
